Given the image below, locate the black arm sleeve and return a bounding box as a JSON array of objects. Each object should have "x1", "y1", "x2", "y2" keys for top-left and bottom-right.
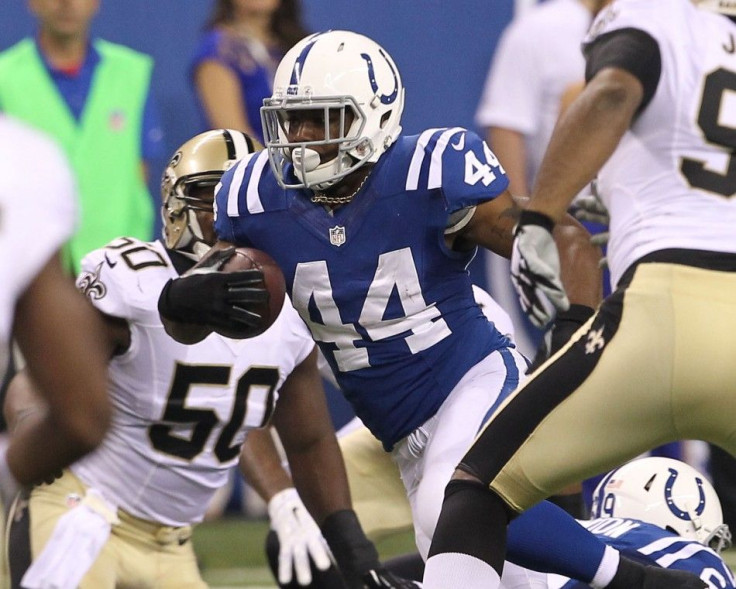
[{"x1": 583, "y1": 27, "x2": 662, "y2": 115}]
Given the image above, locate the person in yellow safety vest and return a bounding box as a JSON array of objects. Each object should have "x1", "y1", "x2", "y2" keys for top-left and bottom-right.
[{"x1": 0, "y1": 0, "x2": 164, "y2": 274}]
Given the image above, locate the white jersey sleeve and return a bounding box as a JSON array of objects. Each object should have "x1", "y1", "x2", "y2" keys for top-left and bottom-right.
[
  {"x1": 0, "y1": 117, "x2": 77, "y2": 343},
  {"x1": 585, "y1": 0, "x2": 736, "y2": 287},
  {"x1": 76, "y1": 237, "x2": 173, "y2": 324}
]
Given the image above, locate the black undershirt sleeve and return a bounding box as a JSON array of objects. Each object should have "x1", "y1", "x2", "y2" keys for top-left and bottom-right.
[{"x1": 583, "y1": 27, "x2": 662, "y2": 116}]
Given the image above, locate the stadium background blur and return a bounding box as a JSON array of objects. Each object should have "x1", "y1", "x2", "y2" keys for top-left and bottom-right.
[{"x1": 8, "y1": 1, "x2": 733, "y2": 587}]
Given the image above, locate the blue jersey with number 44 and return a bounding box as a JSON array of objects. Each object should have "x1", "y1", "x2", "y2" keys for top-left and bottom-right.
[{"x1": 214, "y1": 128, "x2": 512, "y2": 448}]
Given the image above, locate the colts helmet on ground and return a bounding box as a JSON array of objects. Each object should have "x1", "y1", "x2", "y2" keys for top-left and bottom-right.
[
  {"x1": 161, "y1": 129, "x2": 261, "y2": 259},
  {"x1": 591, "y1": 457, "x2": 732, "y2": 553},
  {"x1": 261, "y1": 30, "x2": 405, "y2": 191}
]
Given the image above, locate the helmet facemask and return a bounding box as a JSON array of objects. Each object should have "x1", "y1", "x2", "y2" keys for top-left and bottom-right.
[
  {"x1": 161, "y1": 172, "x2": 219, "y2": 260},
  {"x1": 262, "y1": 94, "x2": 373, "y2": 191}
]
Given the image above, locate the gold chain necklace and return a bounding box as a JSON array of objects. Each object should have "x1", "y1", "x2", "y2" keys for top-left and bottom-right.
[{"x1": 311, "y1": 172, "x2": 370, "y2": 205}]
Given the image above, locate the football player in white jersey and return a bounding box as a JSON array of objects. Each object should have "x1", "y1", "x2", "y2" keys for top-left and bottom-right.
[
  {"x1": 158, "y1": 28, "x2": 695, "y2": 589},
  {"x1": 0, "y1": 115, "x2": 110, "y2": 509},
  {"x1": 425, "y1": 1, "x2": 736, "y2": 588},
  {"x1": 4, "y1": 129, "x2": 413, "y2": 589}
]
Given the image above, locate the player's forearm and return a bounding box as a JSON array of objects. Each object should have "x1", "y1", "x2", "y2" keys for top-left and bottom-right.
[
  {"x1": 238, "y1": 428, "x2": 293, "y2": 502},
  {"x1": 554, "y1": 215, "x2": 603, "y2": 309},
  {"x1": 3, "y1": 370, "x2": 46, "y2": 435},
  {"x1": 286, "y1": 436, "x2": 352, "y2": 524},
  {"x1": 10, "y1": 260, "x2": 111, "y2": 484},
  {"x1": 529, "y1": 69, "x2": 641, "y2": 223}
]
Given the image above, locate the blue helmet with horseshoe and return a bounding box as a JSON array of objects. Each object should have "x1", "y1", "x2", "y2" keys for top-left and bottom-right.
[
  {"x1": 261, "y1": 30, "x2": 405, "y2": 191},
  {"x1": 591, "y1": 457, "x2": 732, "y2": 553}
]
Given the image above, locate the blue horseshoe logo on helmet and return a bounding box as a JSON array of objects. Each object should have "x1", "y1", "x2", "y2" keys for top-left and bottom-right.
[
  {"x1": 360, "y1": 49, "x2": 399, "y2": 105},
  {"x1": 665, "y1": 467, "x2": 706, "y2": 521}
]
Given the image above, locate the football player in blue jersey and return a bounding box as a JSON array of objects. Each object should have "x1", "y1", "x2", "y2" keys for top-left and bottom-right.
[
  {"x1": 549, "y1": 457, "x2": 734, "y2": 589},
  {"x1": 157, "y1": 29, "x2": 695, "y2": 588},
  {"x1": 4, "y1": 129, "x2": 416, "y2": 589}
]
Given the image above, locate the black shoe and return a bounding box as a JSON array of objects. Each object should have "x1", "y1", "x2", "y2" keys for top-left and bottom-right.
[
  {"x1": 609, "y1": 557, "x2": 706, "y2": 589},
  {"x1": 362, "y1": 568, "x2": 422, "y2": 588},
  {"x1": 641, "y1": 566, "x2": 706, "y2": 589}
]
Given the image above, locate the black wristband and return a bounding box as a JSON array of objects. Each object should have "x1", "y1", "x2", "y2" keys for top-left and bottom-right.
[
  {"x1": 321, "y1": 509, "x2": 379, "y2": 584},
  {"x1": 555, "y1": 303, "x2": 595, "y2": 326},
  {"x1": 519, "y1": 209, "x2": 555, "y2": 232}
]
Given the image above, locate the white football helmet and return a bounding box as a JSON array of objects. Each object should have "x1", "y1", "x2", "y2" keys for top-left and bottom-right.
[
  {"x1": 161, "y1": 129, "x2": 261, "y2": 259},
  {"x1": 591, "y1": 457, "x2": 732, "y2": 553},
  {"x1": 261, "y1": 30, "x2": 405, "y2": 191},
  {"x1": 696, "y1": 0, "x2": 736, "y2": 16}
]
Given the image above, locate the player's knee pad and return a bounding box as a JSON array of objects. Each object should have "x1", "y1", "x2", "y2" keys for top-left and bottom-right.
[{"x1": 429, "y1": 478, "x2": 511, "y2": 564}]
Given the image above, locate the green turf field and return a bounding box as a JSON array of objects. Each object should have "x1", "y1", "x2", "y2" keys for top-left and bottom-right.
[
  {"x1": 193, "y1": 516, "x2": 416, "y2": 588},
  {"x1": 194, "y1": 516, "x2": 736, "y2": 588}
]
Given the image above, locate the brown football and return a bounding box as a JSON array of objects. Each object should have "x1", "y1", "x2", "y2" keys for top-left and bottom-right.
[{"x1": 219, "y1": 247, "x2": 286, "y2": 338}]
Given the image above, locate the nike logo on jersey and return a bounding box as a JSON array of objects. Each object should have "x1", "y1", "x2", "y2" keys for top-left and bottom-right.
[
  {"x1": 104, "y1": 252, "x2": 117, "y2": 268},
  {"x1": 724, "y1": 34, "x2": 735, "y2": 54},
  {"x1": 451, "y1": 133, "x2": 465, "y2": 151}
]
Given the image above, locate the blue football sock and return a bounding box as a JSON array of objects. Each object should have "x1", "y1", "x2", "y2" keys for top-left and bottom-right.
[{"x1": 507, "y1": 499, "x2": 604, "y2": 582}]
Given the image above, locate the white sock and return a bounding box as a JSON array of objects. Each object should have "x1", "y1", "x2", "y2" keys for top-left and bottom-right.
[
  {"x1": 423, "y1": 552, "x2": 501, "y2": 589},
  {"x1": 590, "y1": 545, "x2": 620, "y2": 588}
]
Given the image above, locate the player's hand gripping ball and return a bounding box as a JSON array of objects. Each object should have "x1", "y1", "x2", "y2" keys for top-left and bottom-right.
[{"x1": 215, "y1": 247, "x2": 286, "y2": 339}]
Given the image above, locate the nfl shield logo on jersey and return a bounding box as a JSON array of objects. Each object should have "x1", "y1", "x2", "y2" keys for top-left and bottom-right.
[{"x1": 329, "y1": 225, "x2": 346, "y2": 247}]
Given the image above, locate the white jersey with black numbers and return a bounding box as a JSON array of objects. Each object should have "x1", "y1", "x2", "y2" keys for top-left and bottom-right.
[
  {"x1": 0, "y1": 116, "x2": 77, "y2": 381},
  {"x1": 71, "y1": 238, "x2": 314, "y2": 527},
  {"x1": 586, "y1": 0, "x2": 736, "y2": 288}
]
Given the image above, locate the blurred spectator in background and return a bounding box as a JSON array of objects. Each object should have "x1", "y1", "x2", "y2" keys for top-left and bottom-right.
[
  {"x1": 191, "y1": 0, "x2": 309, "y2": 142},
  {"x1": 476, "y1": 0, "x2": 597, "y2": 199},
  {"x1": 0, "y1": 0, "x2": 164, "y2": 275}
]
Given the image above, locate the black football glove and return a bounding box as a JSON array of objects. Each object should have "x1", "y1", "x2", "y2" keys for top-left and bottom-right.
[
  {"x1": 362, "y1": 568, "x2": 421, "y2": 588},
  {"x1": 158, "y1": 246, "x2": 268, "y2": 336},
  {"x1": 320, "y1": 510, "x2": 382, "y2": 589}
]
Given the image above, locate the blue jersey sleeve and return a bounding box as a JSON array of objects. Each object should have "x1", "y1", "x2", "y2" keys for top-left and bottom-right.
[
  {"x1": 400, "y1": 128, "x2": 509, "y2": 213},
  {"x1": 213, "y1": 151, "x2": 269, "y2": 246},
  {"x1": 214, "y1": 161, "x2": 243, "y2": 244}
]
